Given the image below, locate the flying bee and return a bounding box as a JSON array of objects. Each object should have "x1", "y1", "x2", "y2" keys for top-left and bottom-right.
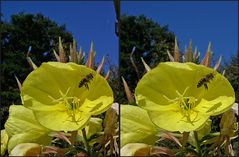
[
  {"x1": 197, "y1": 72, "x2": 215, "y2": 90},
  {"x1": 78, "y1": 73, "x2": 94, "y2": 90}
]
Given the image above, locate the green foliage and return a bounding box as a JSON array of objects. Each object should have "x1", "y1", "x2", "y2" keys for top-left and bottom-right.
[
  {"x1": 1, "y1": 13, "x2": 73, "y2": 129},
  {"x1": 108, "y1": 64, "x2": 121, "y2": 103},
  {"x1": 223, "y1": 53, "x2": 239, "y2": 102},
  {"x1": 119, "y1": 15, "x2": 175, "y2": 103}
]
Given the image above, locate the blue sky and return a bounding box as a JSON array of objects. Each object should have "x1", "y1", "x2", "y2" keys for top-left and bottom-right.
[
  {"x1": 1, "y1": 1, "x2": 118, "y2": 67},
  {"x1": 122, "y1": 1, "x2": 238, "y2": 64},
  {"x1": 2, "y1": 1, "x2": 238, "y2": 67}
]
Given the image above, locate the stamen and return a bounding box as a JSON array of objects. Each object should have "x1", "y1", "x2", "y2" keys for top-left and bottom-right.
[
  {"x1": 182, "y1": 87, "x2": 189, "y2": 96},
  {"x1": 163, "y1": 95, "x2": 178, "y2": 102},
  {"x1": 48, "y1": 87, "x2": 82, "y2": 124},
  {"x1": 163, "y1": 87, "x2": 198, "y2": 122}
]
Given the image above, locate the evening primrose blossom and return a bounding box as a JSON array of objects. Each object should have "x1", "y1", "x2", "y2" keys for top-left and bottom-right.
[
  {"x1": 21, "y1": 62, "x2": 113, "y2": 131},
  {"x1": 135, "y1": 62, "x2": 235, "y2": 133},
  {"x1": 4, "y1": 105, "x2": 51, "y2": 153}
]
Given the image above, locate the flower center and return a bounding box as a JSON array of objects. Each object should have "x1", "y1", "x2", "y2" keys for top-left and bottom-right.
[
  {"x1": 48, "y1": 88, "x2": 82, "y2": 124},
  {"x1": 163, "y1": 87, "x2": 198, "y2": 122}
]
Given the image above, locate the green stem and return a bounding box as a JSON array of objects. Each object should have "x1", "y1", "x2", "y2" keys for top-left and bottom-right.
[
  {"x1": 82, "y1": 128, "x2": 90, "y2": 155},
  {"x1": 193, "y1": 131, "x2": 201, "y2": 156}
]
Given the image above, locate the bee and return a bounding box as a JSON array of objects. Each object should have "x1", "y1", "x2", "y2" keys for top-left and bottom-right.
[
  {"x1": 197, "y1": 72, "x2": 215, "y2": 90},
  {"x1": 78, "y1": 73, "x2": 94, "y2": 90}
]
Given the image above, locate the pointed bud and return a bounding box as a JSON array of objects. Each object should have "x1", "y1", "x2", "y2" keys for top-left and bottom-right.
[
  {"x1": 58, "y1": 37, "x2": 66, "y2": 63},
  {"x1": 73, "y1": 39, "x2": 77, "y2": 62},
  {"x1": 104, "y1": 70, "x2": 110, "y2": 81},
  {"x1": 196, "y1": 52, "x2": 200, "y2": 59},
  {"x1": 167, "y1": 50, "x2": 174, "y2": 62},
  {"x1": 201, "y1": 42, "x2": 212, "y2": 67},
  {"x1": 85, "y1": 42, "x2": 94, "y2": 68},
  {"x1": 130, "y1": 47, "x2": 139, "y2": 77},
  {"x1": 69, "y1": 43, "x2": 74, "y2": 62},
  {"x1": 27, "y1": 46, "x2": 32, "y2": 57},
  {"x1": 182, "y1": 55, "x2": 185, "y2": 62},
  {"x1": 174, "y1": 37, "x2": 180, "y2": 62},
  {"x1": 69, "y1": 40, "x2": 77, "y2": 63},
  {"x1": 53, "y1": 50, "x2": 60, "y2": 62},
  {"x1": 193, "y1": 47, "x2": 198, "y2": 60},
  {"x1": 222, "y1": 70, "x2": 226, "y2": 76},
  {"x1": 214, "y1": 56, "x2": 222, "y2": 71},
  {"x1": 141, "y1": 57, "x2": 151, "y2": 72},
  {"x1": 96, "y1": 56, "x2": 105, "y2": 74},
  {"x1": 26, "y1": 56, "x2": 37, "y2": 70},
  {"x1": 121, "y1": 77, "x2": 135, "y2": 104},
  {"x1": 185, "y1": 40, "x2": 193, "y2": 62},
  {"x1": 14, "y1": 75, "x2": 22, "y2": 90},
  {"x1": 77, "y1": 47, "x2": 83, "y2": 64}
]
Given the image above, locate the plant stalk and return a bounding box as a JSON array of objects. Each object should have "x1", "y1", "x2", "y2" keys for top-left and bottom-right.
[
  {"x1": 193, "y1": 131, "x2": 201, "y2": 156},
  {"x1": 82, "y1": 128, "x2": 90, "y2": 155}
]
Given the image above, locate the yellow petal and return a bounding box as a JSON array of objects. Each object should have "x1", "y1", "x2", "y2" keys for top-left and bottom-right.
[
  {"x1": 4, "y1": 105, "x2": 51, "y2": 152},
  {"x1": 33, "y1": 110, "x2": 91, "y2": 131},
  {"x1": 1, "y1": 130, "x2": 8, "y2": 156},
  {"x1": 121, "y1": 105, "x2": 158, "y2": 147},
  {"x1": 136, "y1": 62, "x2": 235, "y2": 132},
  {"x1": 10, "y1": 143, "x2": 41, "y2": 156},
  {"x1": 120, "y1": 143, "x2": 150, "y2": 156},
  {"x1": 147, "y1": 109, "x2": 210, "y2": 133},
  {"x1": 21, "y1": 62, "x2": 113, "y2": 131}
]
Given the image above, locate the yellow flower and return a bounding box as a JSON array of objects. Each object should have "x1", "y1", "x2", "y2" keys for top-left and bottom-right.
[
  {"x1": 21, "y1": 62, "x2": 113, "y2": 131},
  {"x1": 1, "y1": 130, "x2": 9, "y2": 156},
  {"x1": 120, "y1": 143, "x2": 151, "y2": 156},
  {"x1": 121, "y1": 105, "x2": 158, "y2": 147},
  {"x1": 4, "y1": 105, "x2": 51, "y2": 153},
  {"x1": 135, "y1": 62, "x2": 235, "y2": 132},
  {"x1": 10, "y1": 143, "x2": 41, "y2": 156}
]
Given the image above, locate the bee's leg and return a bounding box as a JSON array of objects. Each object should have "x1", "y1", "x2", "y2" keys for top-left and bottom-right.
[
  {"x1": 203, "y1": 84, "x2": 208, "y2": 90},
  {"x1": 85, "y1": 84, "x2": 89, "y2": 90},
  {"x1": 90, "y1": 73, "x2": 93, "y2": 78}
]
